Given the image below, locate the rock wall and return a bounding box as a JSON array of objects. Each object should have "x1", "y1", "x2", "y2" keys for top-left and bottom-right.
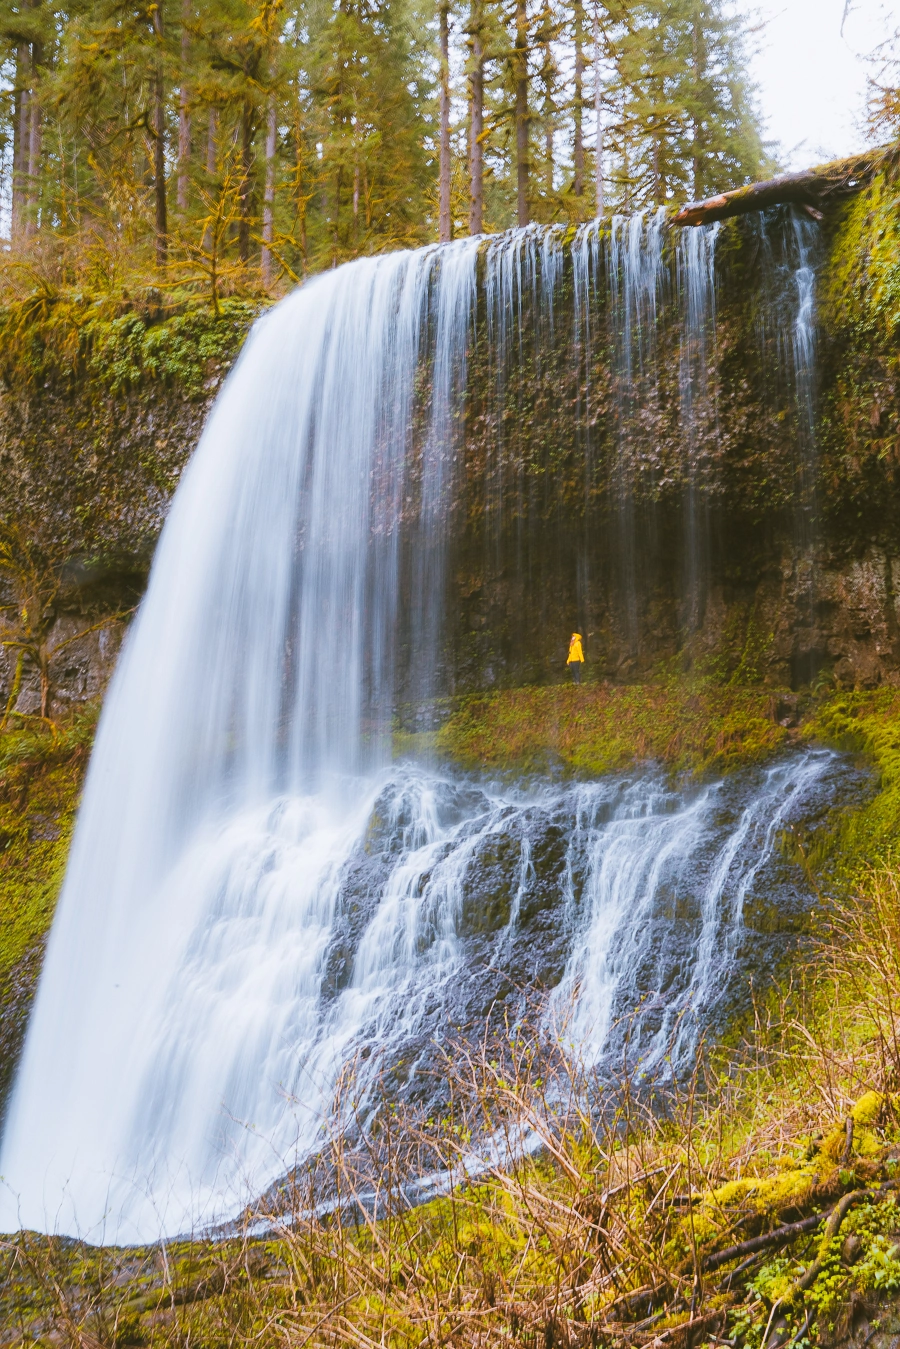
[{"x1": 0, "y1": 177, "x2": 899, "y2": 707}]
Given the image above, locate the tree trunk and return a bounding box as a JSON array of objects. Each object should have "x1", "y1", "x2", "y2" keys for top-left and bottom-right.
[
  {"x1": 674, "y1": 148, "x2": 895, "y2": 226},
  {"x1": 206, "y1": 105, "x2": 217, "y2": 175},
  {"x1": 593, "y1": 7, "x2": 603, "y2": 217},
  {"x1": 25, "y1": 48, "x2": 42, "y2": 238},
  {"x1": 261, "y1": 96, "x2": 276, "y2": 283},
  {"x1": 177, "y1": 0, "x2": 191, "y2": 214},
  {"x1": 438, "y1": 0, "x2": 451, "y2": 242},
  {"x1": 202, "y1": 107, "x2": 217, "y2": 253},
  {"x1": 690, "y1": 11, "x2": 704, "y2": 200},
  {"x1": 514, "y1": 0, "x2": 529, "y2": 226},
  {"x1": 622, "y1": 134, "x2": 631, "y2": 212},
  {"x1": 151, "y1": 0, "x2": 167, "y2": 268},
  {"x1": 11, "y1": 44, "x2": 31, "y2": 241},
  {"x1": 572, "y1": 0, "x2": 584, "y2": 197},
  {"x1": 239, "y1": 100, "x2": 253, "y2": 262},
  {"x1": 468, "y1": 4, "x2": 484, "y2": 235},
  {"x1": 332, "y1": 165, "x2": 341, "y2": 266},
  {"x1": 539, "y1": 1, "x2": 554, "y2": 197},
  {"x1": 293, "y1": 101, "x2": 307, "y2": 270}
]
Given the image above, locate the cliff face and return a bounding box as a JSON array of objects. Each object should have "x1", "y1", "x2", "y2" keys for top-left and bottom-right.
[
  {"x1": 0, "y1": 300, "x2": 256, "y2": 715},
  {"x1": 0, "y1": 174, "x2": 899, "y2": 710},
  {"x1": 434, "y1": 186, "x2": 900, "y2": 695}
]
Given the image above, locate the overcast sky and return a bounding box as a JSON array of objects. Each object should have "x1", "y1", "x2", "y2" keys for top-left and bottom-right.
[{"x1": 746, "y1": 0, "x2": 897, "y2": 170}]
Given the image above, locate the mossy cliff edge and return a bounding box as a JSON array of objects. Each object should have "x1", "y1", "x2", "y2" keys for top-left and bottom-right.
[{"x1": 0, "y1": 298, "x2": 257, "y2": 716}]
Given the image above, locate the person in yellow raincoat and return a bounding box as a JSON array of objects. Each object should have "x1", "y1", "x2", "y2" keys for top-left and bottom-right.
[{"x1": 567, "y1": 632, "x2": 584, "y2": 684}]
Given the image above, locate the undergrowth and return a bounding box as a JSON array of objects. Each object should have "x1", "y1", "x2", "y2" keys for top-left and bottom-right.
[
  {"x1": 2, "y1": 961, "x2": 900, "y2": 1349},
  {"x1": 0, "y1": 294, "x2": 260, "y2": 398}
]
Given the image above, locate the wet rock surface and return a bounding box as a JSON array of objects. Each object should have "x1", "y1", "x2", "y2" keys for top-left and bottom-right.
[
  {"x1": 0, "y1": 939, "x2": 46, "y2": 1127},
  {"x1": 308, "y1": 749, "x2": 872, "y2": 1125}
]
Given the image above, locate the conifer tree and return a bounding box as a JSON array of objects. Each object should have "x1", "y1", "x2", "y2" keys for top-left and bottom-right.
[
  {"x1": 0, "y1": 0, "x2": 769, "y2": 279},
  {"x1": 513, "y1": 0, "x2": 528, "y2": 224},
  {"x1": 467, "y1": 0, "x2": 486, "y2": 233}
]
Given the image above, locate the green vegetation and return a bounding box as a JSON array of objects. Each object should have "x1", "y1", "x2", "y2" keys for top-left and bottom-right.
[
  {"x1": 0, "y1": 710, "x2": 92, "y2": 1103},
  {"x1": 0, "y1": 710, "x2": 93, "y2": 983},
  {"x1": 436, "y1": 677, "x2": 792, "y2": 778},
  {"x1": 0, "y1": 294, "x2": 260, "y2": 396},
  {"x1": 806, "y1": 690, "x2": 900, "y2": 882},
  {"x1": 0, "y1": 0, "x2": 769, "y2": 297},
  {"x1": 817, "y1": 165, "x2": 900, "y2": 544}
]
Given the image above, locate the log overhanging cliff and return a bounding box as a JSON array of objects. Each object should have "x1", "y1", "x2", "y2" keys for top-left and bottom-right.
[{"x1": 674, "y1": 145, "x2": 899, "y2": 226}]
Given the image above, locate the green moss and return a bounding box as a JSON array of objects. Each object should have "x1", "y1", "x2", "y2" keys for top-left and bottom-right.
[
  {"x1": 0, "y1": 710, "x2": 94, "y2": 982},
  {"x1": 806, "y1": 689, "x2": 900, "y2": 878},
  {"x1": 852, "y1": 1090, "x2": 885, "y2": 1128},
  {"x1": 0, "y1": 293, "x2": 261, "y2": 398},
  {"x1": 816, "y1": 161, "x2": 900, "y2": 545},
  {"x1": 436, "y1": 677, "x2": 791, "y2": 779},
  {"x1": 824, "y1": 171, "x2": 900, "y2": 341}
]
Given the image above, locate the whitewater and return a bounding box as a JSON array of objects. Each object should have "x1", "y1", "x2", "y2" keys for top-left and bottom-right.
[{"x1": 0, "y1": 224, "x2": 845, "y2": 1243}]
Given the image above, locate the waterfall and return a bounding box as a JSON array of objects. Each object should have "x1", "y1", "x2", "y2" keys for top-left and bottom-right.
[
  {"x1": 677, "y1": 221, "x2": 720, "y2": 634},
  {"x1": 0, "y1": 218, "x2": 840, "y2": 1244}
]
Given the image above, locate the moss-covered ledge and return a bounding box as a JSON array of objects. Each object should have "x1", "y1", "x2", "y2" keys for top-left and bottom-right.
[{"x1": 434, "y1": 678, "x2": 797, "y2": 778}]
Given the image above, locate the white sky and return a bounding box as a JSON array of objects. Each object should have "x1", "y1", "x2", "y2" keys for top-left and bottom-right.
[{"x1": 745, "y1": 0, "x2": 897, "y2": 169}]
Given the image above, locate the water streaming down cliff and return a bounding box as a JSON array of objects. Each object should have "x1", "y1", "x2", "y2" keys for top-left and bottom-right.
[{"x1": 0, "y1": 216, "x2": 846, "y2": 1243}]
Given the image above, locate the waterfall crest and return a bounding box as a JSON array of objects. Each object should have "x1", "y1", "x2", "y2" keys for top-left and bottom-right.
[{"x1": 0, "y1": 221, "x2": 842, "y2": 1243}]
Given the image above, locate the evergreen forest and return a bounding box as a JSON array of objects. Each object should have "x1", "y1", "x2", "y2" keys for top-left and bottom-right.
[{"x1": 0, "y1": 0, "x2": 775, "y2": 290}]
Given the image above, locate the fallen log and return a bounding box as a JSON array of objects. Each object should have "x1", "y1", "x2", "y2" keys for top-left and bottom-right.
[
  {"x1": 674, "y1": 144, "x2": 898, "y2": 227},
  {"x1": 701, "y1": 1210, "x2": 824, "y2": 1273},
  {"x1": 789, "y1": 1179, "x2": 899, "y2": 1299}
]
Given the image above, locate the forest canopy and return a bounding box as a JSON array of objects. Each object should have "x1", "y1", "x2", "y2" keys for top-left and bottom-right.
[{"x1": 0, "y1": 0, "x2": 773, "y2": 295}]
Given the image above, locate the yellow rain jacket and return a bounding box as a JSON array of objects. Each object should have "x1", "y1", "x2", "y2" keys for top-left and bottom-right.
[{"x1": 567, "y1": 634, "x2": 584, "y2": 664}]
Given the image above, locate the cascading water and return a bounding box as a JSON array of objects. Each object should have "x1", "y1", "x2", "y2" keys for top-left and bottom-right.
[
  {"x1": 0, "y1": 216, "x2": 848, "y2": 1244},
  {"x1": 677, "y1": 222, "x2": 720, "y2": 633},
  {"x1": 607, "y1": 210, "x2": 667, "y2": 651}
]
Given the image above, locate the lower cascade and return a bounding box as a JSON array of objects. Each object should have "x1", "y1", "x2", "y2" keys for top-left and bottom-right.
[
  {"x1": 0, "y1": 224, "x2": 855, "y2": 1244},
  {"x1": 0, "y1": 751, "x2": 852, "y2": 1242}
]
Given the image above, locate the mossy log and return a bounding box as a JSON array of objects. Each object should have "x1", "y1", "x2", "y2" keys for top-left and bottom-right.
[{"x1": 674, "y1": 145, "x2": 899, "y2": 226}]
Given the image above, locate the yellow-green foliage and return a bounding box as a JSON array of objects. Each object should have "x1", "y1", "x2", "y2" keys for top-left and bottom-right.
[
  {"x1": 824, "y1": 169, "x2": 900, "y2": 342},
  {"x1": 807, "y1": 689, "x2": 900, "y2": 876},
  {"x1": 437, "y1": 678, "x2": 790, "y2": 778},
  {"x1": 0, "y1": 292, "x2": 259, "y2": 397},
  {"x1": 0, "y1": 711, "x2": 94, "y2": 982}
]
